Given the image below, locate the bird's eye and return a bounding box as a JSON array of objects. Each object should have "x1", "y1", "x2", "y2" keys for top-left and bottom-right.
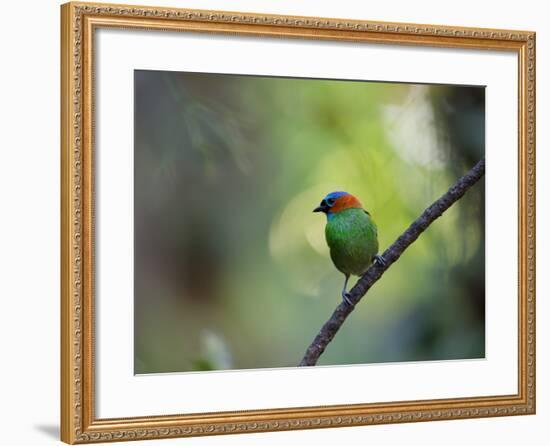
[{"x1": 326, "y1": 198, "x2": 335, "y2": 206}]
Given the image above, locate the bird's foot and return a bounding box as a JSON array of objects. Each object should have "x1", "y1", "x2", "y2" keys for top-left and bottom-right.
[
  {"x1": 373, "y1": 254, "x2": 387, "y2": 267},
  {"x1": 341, "y1": 291, "x2": 355, "y2": 307}
]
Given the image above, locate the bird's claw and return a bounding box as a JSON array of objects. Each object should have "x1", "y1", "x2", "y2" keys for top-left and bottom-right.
[
  {"x1": 342, "y1": 291, "x2": 355, "y2": 307},
  {"x1": 373, "y1": 254, "x2": 387, "y2": 267}
]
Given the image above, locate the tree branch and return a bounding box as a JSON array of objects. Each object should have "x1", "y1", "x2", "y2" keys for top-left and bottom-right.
[{"x1": 299, "y1": 158, "x2": 485, "y2": 367}]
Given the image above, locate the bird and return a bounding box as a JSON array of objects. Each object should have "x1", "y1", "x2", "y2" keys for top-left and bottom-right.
[{"x1": 313, "y1": 191, "x2": 385, "y2": 306}]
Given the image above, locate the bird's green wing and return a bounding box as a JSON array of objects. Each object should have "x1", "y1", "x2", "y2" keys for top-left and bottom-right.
[{"x1": 325, "y1": 208, "x2": 379, "y2": 276}]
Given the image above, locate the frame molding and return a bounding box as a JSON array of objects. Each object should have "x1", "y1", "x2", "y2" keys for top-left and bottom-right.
[{"x1": 60, "y1": 2, "x2": 536, "y2": 443}]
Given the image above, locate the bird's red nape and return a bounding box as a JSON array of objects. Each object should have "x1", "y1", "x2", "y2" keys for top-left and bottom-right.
[{"x1": 330, "y1": 194, "x2": 363, "y2": 213}]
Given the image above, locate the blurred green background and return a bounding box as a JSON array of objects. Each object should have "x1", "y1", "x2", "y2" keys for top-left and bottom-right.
[{"x1": 134, "y1": 70, "x2": 485, "y2": 374}]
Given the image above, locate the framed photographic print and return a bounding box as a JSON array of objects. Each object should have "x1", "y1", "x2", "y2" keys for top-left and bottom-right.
[{"x1": 60, "y1": 2, "x2": 536, "y2": 443}]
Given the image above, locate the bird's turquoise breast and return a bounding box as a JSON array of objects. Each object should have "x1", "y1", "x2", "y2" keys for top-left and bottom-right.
[{"x1": 325, "y1": 208, "x2": 379, "y2": 276}]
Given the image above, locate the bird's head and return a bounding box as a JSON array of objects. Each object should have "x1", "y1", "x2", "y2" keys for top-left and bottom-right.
[{"x1": 313, "y1": 191, "x2": 363, "y2": 218}]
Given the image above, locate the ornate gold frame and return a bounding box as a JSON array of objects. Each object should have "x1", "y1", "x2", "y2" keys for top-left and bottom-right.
[{"x1": 60, "y1": 2, "x2": 536, "y2": 443}]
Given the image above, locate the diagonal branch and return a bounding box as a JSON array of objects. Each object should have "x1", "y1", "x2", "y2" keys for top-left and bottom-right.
[{"x1": 299, "y1": 158, "x2": 485, "y2": 366}]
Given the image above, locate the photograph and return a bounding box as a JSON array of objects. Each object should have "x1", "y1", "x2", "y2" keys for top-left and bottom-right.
[{"x1": 133, "y1": 70, "x2": 486, "y2": 374}]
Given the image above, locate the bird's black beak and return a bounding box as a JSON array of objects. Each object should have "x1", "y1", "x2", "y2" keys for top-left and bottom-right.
[{"x1": 313, "y1": 202, "x2": 328, "y2": 213}]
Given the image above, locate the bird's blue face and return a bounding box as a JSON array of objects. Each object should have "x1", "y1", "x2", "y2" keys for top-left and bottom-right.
[{"x1": 313, "y1": 191, "x2": 350, "y2": 219}]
